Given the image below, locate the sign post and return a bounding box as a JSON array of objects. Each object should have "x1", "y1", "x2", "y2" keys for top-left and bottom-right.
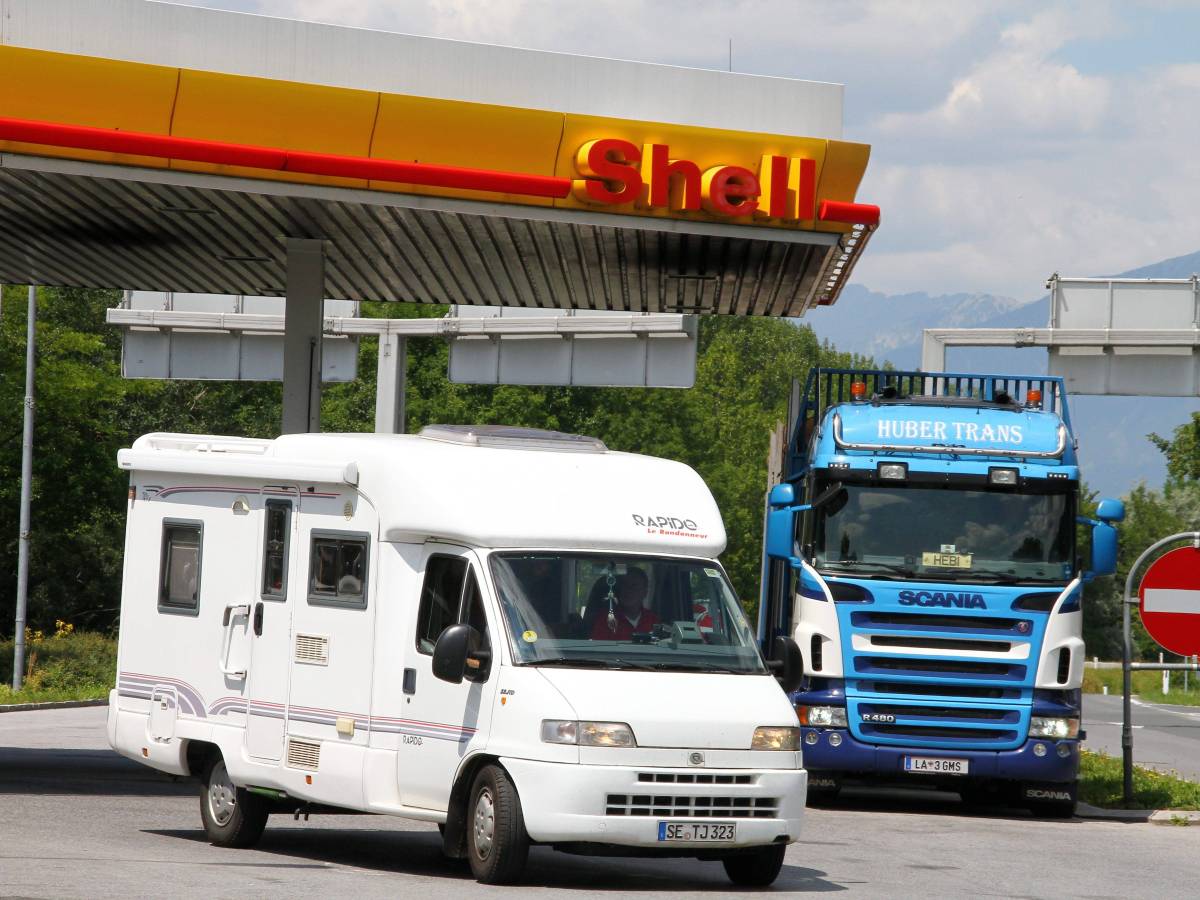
[{"x1": 1121, "y1": 534, "x2": 1200, "y2": 805}]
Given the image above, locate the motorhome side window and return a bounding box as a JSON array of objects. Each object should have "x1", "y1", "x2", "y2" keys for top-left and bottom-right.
[
  {"x1": 307, "y1": 531, "x2": 369, "y2": 609},
  {"x1": 158, "y1": 520, "x2": 202, "y2": 614},
  {"x1": 416, "y1": 556, "x2": 490, "y2": 658},
  {"x1": 261, "y1": 500, "x2": 291, "y2": 600}
]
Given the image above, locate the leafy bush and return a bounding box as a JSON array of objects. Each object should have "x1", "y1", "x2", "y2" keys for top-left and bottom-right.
[{"x1": 0, "y1": 624, "x2": 116, "y2": 702}]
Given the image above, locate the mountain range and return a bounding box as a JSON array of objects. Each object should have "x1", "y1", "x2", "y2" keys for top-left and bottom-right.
[{"x1": 805, "y1": 250, "x2": 1200, "y2": 499}]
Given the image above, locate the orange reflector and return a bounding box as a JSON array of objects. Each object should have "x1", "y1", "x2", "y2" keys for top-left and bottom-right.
[
  {"x1": 141, "y1": 747, "x2": 149, "y2": 757},
  {"x1": 306, "y1": 775, "x2": 313, "y2": 785},
  {"x1": 1027, "y1": 389, "x2": 1043, "y2": 406},
  {"x1": 850, "y1": 381, "x2": 868, "y2": 400}
]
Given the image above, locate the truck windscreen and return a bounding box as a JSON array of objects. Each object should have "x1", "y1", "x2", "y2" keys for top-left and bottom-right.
[
  {"x1": 488, "y1": 552, "x2": 767, "y2": 674},
  {"x1": 813, "y1": 483, "x2": 1075, "y2": 584}
]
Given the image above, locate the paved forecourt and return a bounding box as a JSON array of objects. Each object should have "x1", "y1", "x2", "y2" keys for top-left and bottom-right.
[{"x1": 2, "y1": 706, "x2": 1199, "y2": 899}]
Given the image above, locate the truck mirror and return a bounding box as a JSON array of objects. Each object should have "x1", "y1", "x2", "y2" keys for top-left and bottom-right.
[
  {"x1": 432, "y1": 623, "x2": 474, "y2": 684},
  {"x1": 1089, "y1": 522, "x2": 1118, "y2": 578},
  {"x1": 768, "y1": 482, "x2": 795, "y2": 507},
  {"x1": 768, "y1": 636, "x2": 804, "y2": 694},
  {"x1": 1096, "y1": 498, "x2": 1126, "y2": 523}
]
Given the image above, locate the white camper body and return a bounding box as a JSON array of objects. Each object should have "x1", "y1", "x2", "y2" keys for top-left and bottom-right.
[{"x1": 108, "y1": 426, "x2": 805, "y2": 884}]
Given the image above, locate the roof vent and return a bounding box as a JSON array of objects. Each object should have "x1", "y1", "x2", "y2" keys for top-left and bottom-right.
[{"x1": 419, "y1": 424, "x2": 607, "y2": 453}]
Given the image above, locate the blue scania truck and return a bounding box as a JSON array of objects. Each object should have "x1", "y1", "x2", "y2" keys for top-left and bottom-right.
[{"x1": 759, "y1": 368, "x2": 1125, "y2": 816}]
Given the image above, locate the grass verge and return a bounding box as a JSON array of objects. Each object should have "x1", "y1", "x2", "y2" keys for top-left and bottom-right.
[
  {"x1": 0, "y1": 627, "x2": 116, "y2": 706},
  {"x1": 1079, "y1": 750, "x2": 1200, "y2": 810},
  {"x1": 1082, "y1": 666, "x2": 1200, "y2": 706}
]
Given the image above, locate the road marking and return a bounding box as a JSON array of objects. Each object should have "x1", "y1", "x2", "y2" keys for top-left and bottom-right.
[{"x1": 1131, "y1": 698, "x2": 1200, "y2": 721}]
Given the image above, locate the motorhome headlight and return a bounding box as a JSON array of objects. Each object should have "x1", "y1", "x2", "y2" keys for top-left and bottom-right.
[
  {"x1": 878, "y1": 462, "x2": 907, "y2": 481},
  {"x1": 751, "y1": 726, "x2": 800, "y2": 750},
  {"x1": 1028, "y1": 716, "x2": 1080, "y2": 740},
  {"x1": 540, "y1": 720, "x2": 637, "y2": 747},
  {"x1": 989, "y1": 467, "x2": 1019, "y2": 486},
  {"x1": 795, "y1": 705, "x2": 848, "y2": 728}
]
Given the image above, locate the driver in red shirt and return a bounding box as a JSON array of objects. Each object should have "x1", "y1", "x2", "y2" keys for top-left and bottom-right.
[{"x1": 591, "y1": 568, "x2": 660, "y2": 640}]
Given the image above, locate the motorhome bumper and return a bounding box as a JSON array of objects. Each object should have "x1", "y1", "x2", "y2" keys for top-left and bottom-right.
[
  {"x1": 501, "y1": 757, "x2": 807, "y2": 847},
  {"x1": 800, "y1": 728, "x2": 1080, "y2": 782}
]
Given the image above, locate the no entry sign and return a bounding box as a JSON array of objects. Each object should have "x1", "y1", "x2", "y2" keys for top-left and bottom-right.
[{"x1": 1138, "y1": 546, "x2": 1200, "y2": 656}]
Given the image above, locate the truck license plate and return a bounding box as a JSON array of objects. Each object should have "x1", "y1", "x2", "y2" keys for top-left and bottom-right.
[
  {"x1": 904, "y1": 756, "x2": 969, "y2": 775},
  {"x1": 658, "y1": 822, "x2": 737, "y2": 842}
]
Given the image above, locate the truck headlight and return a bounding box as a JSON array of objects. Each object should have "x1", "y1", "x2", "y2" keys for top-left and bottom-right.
[
  {"x1": 540, "y1": 720, "x2": 636, "y2": 747},
  {"x1": 1029, "y1": 716, "x2": 1080, "y2": 740},
  {"x1": 751, "y1": 726, "x2": 800, "y2": 750},
  {"x1": 796, "y1": 705, "x2": 848, "y2": 728}
]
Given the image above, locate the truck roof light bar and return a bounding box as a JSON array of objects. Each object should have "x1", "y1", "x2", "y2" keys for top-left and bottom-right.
[{"x1": 831, "y1": 414, "x2": 1068, "y2": 460}]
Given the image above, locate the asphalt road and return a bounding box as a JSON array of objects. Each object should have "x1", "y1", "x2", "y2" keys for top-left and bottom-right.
[
  {"x1": 4, "y1": 707, "x2": 1200, "y2": 899},
  {"x1": 1083, "y1": 691, "x2": 1200, "y2": 781}
]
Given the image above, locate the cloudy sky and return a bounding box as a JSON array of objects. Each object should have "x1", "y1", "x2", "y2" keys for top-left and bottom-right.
[{"x1": 176, "y1": 0, "x2": 1199, "y2": 302}]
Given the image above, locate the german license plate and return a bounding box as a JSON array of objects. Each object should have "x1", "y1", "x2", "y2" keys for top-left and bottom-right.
[
  {"x1": 658, "y1": 822, "x2": 737, "y2": 842},
  {"x1": 904, "y1": 756, "x2": 969, "y2": 775}
]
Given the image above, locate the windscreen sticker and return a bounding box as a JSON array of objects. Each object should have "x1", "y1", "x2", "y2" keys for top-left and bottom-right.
[
  {"x1": 922, "y1": 551, "x2": 973, "y2": 569},
  {"x1": 704, "y1": 567, "x2": 721, "y2": 578},
  {"x1": 522, "y1": 630, "x2": 538, "y2": 643}
]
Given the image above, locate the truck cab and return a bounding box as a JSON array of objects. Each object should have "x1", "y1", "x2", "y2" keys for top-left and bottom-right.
[{"x1": 760, "y1": 369, "x2": 1124, "y2": 815}]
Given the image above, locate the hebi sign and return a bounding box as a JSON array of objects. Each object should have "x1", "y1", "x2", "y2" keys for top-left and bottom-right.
[
  {"x1": 1138, "y1": 546, "x2": 1200, "y2": 656},
  {"x1": 572, "y1": 139, "x2": 816, "y2": 221}
]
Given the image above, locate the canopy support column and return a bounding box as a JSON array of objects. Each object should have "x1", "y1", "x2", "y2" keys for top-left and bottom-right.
[
  {"x1": 374, "y1": 334, "x2": 407, "y2": 434},
  {"x1": 281, "y1": 238, "x2": 325, "y2": 434}
]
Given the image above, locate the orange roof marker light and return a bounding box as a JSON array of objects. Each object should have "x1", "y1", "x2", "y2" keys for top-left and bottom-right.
[
  {"x1": 850, "y1": 381, "x2": 868, "y2": 400},
  {"x1": 1026, "y1": 388, "x2": 1043, "y2": 409}
]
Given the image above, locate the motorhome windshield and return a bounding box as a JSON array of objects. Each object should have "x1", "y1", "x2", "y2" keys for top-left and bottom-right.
[
  {"x1": 814, "y1": 483, "x2": 1075, "y2": 584},
  {"x1": 488, "y1": 553, "x2": 767, "y2": 674}
]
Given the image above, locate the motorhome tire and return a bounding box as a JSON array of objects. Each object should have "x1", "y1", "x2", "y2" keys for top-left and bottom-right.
[
  {"x1": 466, "y1": 765, "x2": 530, "y2": 884},
  {"x1": 200, "y1": 757, "x2": 269, "y2": 848},
  {"x1": 722, "y1": 843, "x2": 786, "y2": 887}
]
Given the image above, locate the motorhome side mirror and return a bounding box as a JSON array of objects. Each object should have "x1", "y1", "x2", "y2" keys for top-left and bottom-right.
[
  {"x1": 432, "y1": 623, "x2": 473, "y2": 684},
  {"x1": 1090, "y1": 522, "x2": 1119, "y2": 578},
  {"x1": 768, "y1": 636, "x2": 804, "y2": 694},
  {"x1": 1096, "y1": 498, "x2": 1126, "y2": 524}
]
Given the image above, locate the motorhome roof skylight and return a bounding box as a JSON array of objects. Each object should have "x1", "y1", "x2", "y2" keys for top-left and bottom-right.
[{"x1": 418, "y1": 424, "x2": 608, "y2": 453}]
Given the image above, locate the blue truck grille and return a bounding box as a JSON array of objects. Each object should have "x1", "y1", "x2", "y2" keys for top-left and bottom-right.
[{"x1": 840, "y1": 604, "x2": 1043, "y2": 751}]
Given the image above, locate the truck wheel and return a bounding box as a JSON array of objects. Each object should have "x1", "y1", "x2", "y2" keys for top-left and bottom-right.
[
  {"x1": 466, "y1": 764, "x2": 530, "y2": 884},
  {"x1": 200, "y1": 757, "x2": 268, "y2": 848},
  {"x1": 723, "y1": 843, "x2": 786, "y2": 887}
]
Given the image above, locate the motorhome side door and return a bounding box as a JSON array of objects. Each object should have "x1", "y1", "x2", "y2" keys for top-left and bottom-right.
[
  {"x1": 243, "y1": 494, "x2": 297, "y2": 761},
  {"x1": 399, "y1": 545, "x2": 498, "y2": 811}
]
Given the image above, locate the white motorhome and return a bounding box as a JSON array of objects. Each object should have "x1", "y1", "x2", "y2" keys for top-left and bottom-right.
[{"x1": 108, "y1": 425, "x2": 806, "y2": 885}]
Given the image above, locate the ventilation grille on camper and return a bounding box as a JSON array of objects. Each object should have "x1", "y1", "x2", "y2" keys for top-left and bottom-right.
[
  {"x1": 295, "y1": 634, "x2": 329, "y2": 666},
  {"x1": 286, "y1": 738, "x2": 321, "y2": 771}
]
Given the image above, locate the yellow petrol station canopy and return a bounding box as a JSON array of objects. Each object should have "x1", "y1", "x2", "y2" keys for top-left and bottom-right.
[{"x1": 0, "y1": 1, "x2": 878, "y2": 315}]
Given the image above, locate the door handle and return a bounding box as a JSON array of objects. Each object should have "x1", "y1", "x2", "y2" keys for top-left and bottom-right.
[
  {"x1": 253, "y1": 602, "x2": 264, "y2": 637},
  {"x1": 219, "y1": 604, "x2": 250, "y2": 679}
]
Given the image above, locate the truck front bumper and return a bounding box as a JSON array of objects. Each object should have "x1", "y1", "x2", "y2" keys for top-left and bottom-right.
[
  {"x1": 502, "y1": 757, "x2": 806, "y2": 849},
  {"x1": 801, "y1": 727, "x2": 1080, "y2": 783}
]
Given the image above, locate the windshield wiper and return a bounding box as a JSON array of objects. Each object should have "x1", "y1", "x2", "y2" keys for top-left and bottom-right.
[
  {"x1": 529, "y1": 656, "x2": 659, "y2": 671},
  {"x1": 820, "y1": 560, "x2": 918, "y2": 579}
]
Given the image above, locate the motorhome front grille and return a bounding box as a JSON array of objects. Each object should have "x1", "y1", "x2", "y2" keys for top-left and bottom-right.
[
  {"x1": 605, "y1": 795, "x2": 779, "y2": 818},
  {"x1": 294, "y1": 634, "x2": 329, "y2": 665},
  {"x1": 286, "y1": 738, "x2": 321, "y2": 771},
  {"x1": 636, "y1": 772, "x2": 755, "y2": 785}
]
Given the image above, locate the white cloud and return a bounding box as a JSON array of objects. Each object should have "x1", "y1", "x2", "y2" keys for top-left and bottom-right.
[{"x1": 877, "y1": 6, "x2": 1113, "y2": 141}]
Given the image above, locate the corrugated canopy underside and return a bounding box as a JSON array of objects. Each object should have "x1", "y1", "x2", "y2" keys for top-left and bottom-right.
[{"x1": 0, "y1": 155, "x2": 845, "y2": 315}]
